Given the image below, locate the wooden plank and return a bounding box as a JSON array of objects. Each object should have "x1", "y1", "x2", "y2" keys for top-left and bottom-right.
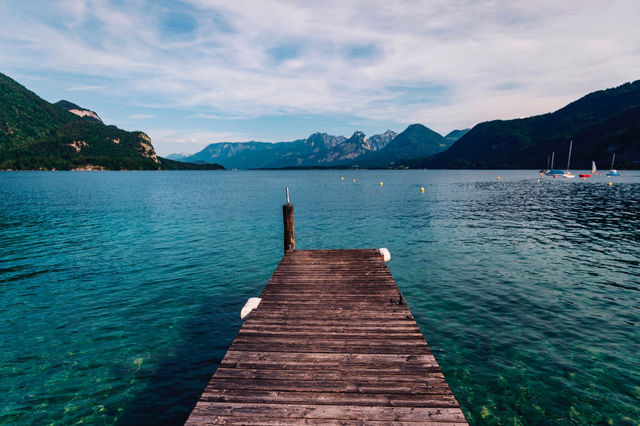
[
  {"x1": 189, "y1": 402, "x2": 467, "y2": 422},
  {"x1": 220, "y1": 351, "x2": 437, "y2": 364},
  {"x1": 212, "y1": 367, "x2": 445, "y2": 382},
  {"x1": 199, "y1": 389, "x2": 460, "y2": 407},
  {"x1": 186, "y1": 249, "x2": 466, "y2": 424},
  {"x1": 188, "y1": 416, "x2": 467, "y2": 425}
]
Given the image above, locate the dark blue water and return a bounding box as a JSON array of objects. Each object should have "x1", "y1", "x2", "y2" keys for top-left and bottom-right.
[{"x1": 1, "y1": 170, "x2": 639, "y2": 425}]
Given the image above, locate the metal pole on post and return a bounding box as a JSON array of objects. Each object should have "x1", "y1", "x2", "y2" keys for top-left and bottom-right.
[{"x1": 283, "y1": 187, "x2": 295, "y2": 253}]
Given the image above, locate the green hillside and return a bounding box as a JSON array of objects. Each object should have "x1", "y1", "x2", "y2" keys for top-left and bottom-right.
[
  {"x1": 0, "y1": 74, "x2": 76, "y2": 150},
  {"x1": 0, "y1": 72, "x2": 223, "y2": 170},
  {"x1": 419, "y1": 80, "x2": 640, "y2": 169}
]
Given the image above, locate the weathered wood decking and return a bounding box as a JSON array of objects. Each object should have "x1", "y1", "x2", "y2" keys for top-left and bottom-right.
[{"x1": 187, "y1": 249, "x2": 467, "y2": 424}]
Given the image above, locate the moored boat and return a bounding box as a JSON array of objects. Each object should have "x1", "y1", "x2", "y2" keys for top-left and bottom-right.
[
  {"x1": 562, "y1": 140, "x2": 575, "y2": 178},
  {"x1": 607, "y1": 153, "x2": 621, "y2": 176},
  {"x1": 544, "y1": 152, "x2": 564, "y2": 175}
]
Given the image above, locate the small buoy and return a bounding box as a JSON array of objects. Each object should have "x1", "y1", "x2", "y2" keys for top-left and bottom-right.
[
  {"x1": 537, "y1": 179, "x2": 540, "y2": 183},
  {"x1": 420, "y1": 187, "x2": 424, "y2": 192},
  {"x1": 608, "y1": 182, "x2": 612, "y2": 187},
  {"x1": 241, "y1": 297, "x2": 262, "y2": 319},
  {"x1": 581, "y1": 177, "x2": 586, "y2": 181},
  {"x1": 353, "y1": 178, "x2": 356, "y2": 183},
  {"x1": 540, "y1": 173, "x2": 543, "y2": 177},
  {"x1": 497, "y1": 176, "x2": 501, "y2": 180},
  {"x1": 379, "y1": 181, "x2": 383, "y2": 186},
  {"x1": 340, "y1": 176, "x2": 344, "y2": 181},
  {"x1": 553, "y1": 175, "x2": 557, "y2": 179},
  {"x1": 378, "y1": 248, "x2": 391, "y2": 262}
]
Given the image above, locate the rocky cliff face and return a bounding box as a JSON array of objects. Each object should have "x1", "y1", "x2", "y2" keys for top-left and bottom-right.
[
  {"x1": 303, "y1": 132, "x2": 347, "y2": 152},
  {"x1": 367, "y1": 130, "x2": 397, "y2": 151},
  {"x1": 137, "y1": 133, "x2": 159, "y2": 164},
  {"x1": 55, "y1": 100, "x2": 103, "y2": 123}
]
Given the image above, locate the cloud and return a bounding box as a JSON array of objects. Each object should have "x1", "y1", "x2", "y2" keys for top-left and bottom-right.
[
  {"x1": 67, "y1": 85, "x2": 106, "y2": 91},
  {"x1": 1, "y1": 0, "x2": 639, "y2": 139}
]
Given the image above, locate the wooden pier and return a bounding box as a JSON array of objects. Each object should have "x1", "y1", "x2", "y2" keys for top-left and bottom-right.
[
  {"x1": 186, "y1": 193, "x2": 466, "y2": 424},
  {"x1": 187, "y1": 248, "x2": 466, "y2": 424}
]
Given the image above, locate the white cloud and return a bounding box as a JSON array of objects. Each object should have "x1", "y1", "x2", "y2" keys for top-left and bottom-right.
[
  {"x1": 1, "y1": 0, "x2": 639, "y2": 139},
  {"x1": 67, "y1": 85, "x2": 106, "y2": 91}
]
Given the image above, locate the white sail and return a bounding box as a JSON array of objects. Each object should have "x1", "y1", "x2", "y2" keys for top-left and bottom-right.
[{"x1": 591, "y1": 161, "x2": 596, "y2": 174}]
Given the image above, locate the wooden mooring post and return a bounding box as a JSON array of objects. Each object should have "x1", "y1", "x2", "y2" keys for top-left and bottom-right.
[{"x1": 283, "y1": 187, "x2": 294, "y2": 253}]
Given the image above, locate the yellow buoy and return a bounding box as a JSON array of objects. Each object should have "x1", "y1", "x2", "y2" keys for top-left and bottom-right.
[
  {"x1": 353, "y1": 179, "x2": 356, "y2": 183},
  {"x1": 537, "y1": 178, "x2": 540, "y2": 183},
  {"x1": 497, "y1": 176, "x2": 501, "y2": 180},
  {"x1": 420, "y1": 187, "x2": 424, "y2": 192},
  {"x1": 340, "y1": 176, "x2": 344, "y2": 181},
  {"x1": 608, "y1": 182, "x2": 612, "y2": 187},
  {"x1": 379, "y1": 181, "x2": 383, "y2": 186}
]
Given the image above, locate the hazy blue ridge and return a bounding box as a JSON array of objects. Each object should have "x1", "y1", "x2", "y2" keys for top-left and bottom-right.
[
  {"x1": 419, "y1": 79, "x2": 640, "y2": 169},
  {"x1": 176, "y1": 125, "x2": 451, "y2": 169},
  {"x1": 444, "y1": 128, "x2": 470, "y2": 143},
  {"x1": 350, "y1": 123, "x2": 452, "y2": 168}
]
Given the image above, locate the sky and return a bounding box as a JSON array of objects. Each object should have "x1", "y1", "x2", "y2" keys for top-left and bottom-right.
[{"x1": 1, "y1": 0, "x2": 639, "y2": 156}]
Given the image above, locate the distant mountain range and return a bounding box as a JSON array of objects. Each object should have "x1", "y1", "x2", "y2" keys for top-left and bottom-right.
[
  {"x1": 0, "y1": 72, "x2": 223, "y2": 170},
  {"x1": 170, "y1": 125, "x2": 462, "y2": 169},
  {"x1": 3, "y1": 69, "x2": 638, "y2": 170},
  {"x1": 171, "y1": 79, "x2": 640, "y2": 170}
]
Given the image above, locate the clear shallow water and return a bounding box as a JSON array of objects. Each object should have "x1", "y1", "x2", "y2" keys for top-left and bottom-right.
[{"x1": 1, "y1": 170, "x2": 639, "y2": 425}]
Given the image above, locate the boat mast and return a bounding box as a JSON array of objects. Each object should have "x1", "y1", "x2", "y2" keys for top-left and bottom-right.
[
  {"x1": 566, "y1": 141, "x2": 572, "y2": 172},
  {"x1": 611, "y1": 152, "x2": 616, "y2": 169},
  {"x1": 551, "y1": 152, "x2": 555, "y2": 169}
]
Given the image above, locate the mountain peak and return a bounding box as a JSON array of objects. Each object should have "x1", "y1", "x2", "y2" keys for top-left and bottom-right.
[
  {"x1": 304, "y1": 132, "x2": 346, "y2": 151},
  {"x1": 55, "y1": 100, "x2": 103, "y2": 123},
  {"x1": 349, "y1": 131, "x2": 366, "y2": 140},
  {"x1": 367, "y1": 130, "x2": 398, "y2": 151}
]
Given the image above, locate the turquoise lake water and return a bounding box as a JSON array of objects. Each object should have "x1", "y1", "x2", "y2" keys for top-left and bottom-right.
[{"x1": 1, "y1": 170, "x2": 639, "y2": 425}]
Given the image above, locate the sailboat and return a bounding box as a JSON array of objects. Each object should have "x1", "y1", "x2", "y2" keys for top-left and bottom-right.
[
  {"x1": 562, "y1": 140, "x2": 575, "y2": 178},
  {"x1": 539, "y1": 156, "x2": 550, "y2": 174},
  {"x1": 607, "y1": 153, "x2": 621, "y2": 176},
  {"x1": 545, "y1": 152, "x2": 564, "y2": 175},
  {"x1": 579, "y1": 161, "x2": 596, "y2": 178}
]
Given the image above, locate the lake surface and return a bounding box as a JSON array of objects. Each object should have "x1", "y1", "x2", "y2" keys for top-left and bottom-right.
[{"x1": 1, "y1": 170, "x2": 639, "y2": 425}]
